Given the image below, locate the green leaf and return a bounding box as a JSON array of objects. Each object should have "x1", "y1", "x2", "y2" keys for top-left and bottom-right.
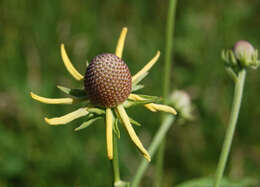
[
  {"x1": 113, "y1": 118, "x2": 120, "y2": 138},
  {"x1": 175, "y1": 177, "x2": 257, "y2": 187},
  {"x1": 124, "y1": 94, "x2": 162, "y2": 108},
  {"x1": 87, "y1": 108, "x2": 106, "y2": 115},
  {"x1": 57, "y1": 85, "x2": 87, "y2": 98},
  {"x1": 136, "y1": 94, "x2": 162, "y2": 101},
  {"x1": 129, "y1": 117, "x2": 141, "y2": 126},
  {"x1": 74, "y1": 116, "x2": 102, "y2": 131},
  {"x1": 123, "y1": 100, "x2": 153, "y2": 108}
]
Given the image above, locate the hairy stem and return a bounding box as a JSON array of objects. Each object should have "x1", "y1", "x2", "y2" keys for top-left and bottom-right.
[
  {"x1": 132, "y1": 115, "x2": 175, "y2": 187},
  {"x1": 156, "y1": 0, "x2": 178, "y2": 186},
  {"x1": 213, "y1": 69, "x2": 246, "y2": 187}
]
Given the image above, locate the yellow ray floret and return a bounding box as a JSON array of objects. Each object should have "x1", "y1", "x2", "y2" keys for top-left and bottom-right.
[
  {"x1": 60, "y1": 44, "x2": 84, "y2": 81},
  {"x1": 129, "y1": 94, "x2": 177, "y2": 114},
  {"x1": 106, "y1": 108, "x2": 114, "y2": 160},
  {"x1": 30, "y1": 92, "x2": 75, "y2": 104},
  {"x1": 44, "y1": 107, "x2": 89, "y2": 125},
  {"x1": 116, "y1": 105, "x2": 151, "y2": 161},
  {"x1": 128, "y1": 94, "x2": 156, "y2": 111},
  {"x1": 147, "y1": 103, "x2": 177, "y2": 115},
  {"x1": 132, "y1": 51, "x2": 161, "y2": 84},
  {"x1": 115, "y1": 27, "x2": 128, "y2": 58}
]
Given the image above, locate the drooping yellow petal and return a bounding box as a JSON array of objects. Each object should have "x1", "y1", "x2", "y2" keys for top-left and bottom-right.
[
  {"x1": 115, "y1": 27, "x2": 128, "y2": 58},
  {"x1": 128, "y1": 93, "x2": 138, "y2": 100},
  {"x1": 128, "y1": 94, "x2": 177, "y2": 114},
  {"x1": 128, "y1": 94, "x2": 157, "y2": 111},
  {"x1": 44, "y1": 107, "x2": 89, "y2": 125},
  {"x1": 106, "y1": 108, "x2": 113, "y2": 160},
  {"x1": 144, "y1": 103, "x2": 157, "y2": 112},
  {"x1": 60, "y1": 44, "x2": 84, "y2": 81},
  {"x1": 148, "y1": 103, "x2": 177, "y2": 115},
  {"x1": 132, "y1": 51, "x2": 160, "y2": 84},
  {"x1": 116, "y1": 105, "x2": 151, "y2": 161},
  {"x1": 30, "y1": 92, "x2": 75, "y2": 104}
]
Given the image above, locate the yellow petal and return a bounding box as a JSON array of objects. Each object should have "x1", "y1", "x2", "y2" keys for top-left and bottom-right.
[
  {"x1": 106, "y1": 108, "x2": 114, "y2": 160},
  {"x1": 128, "y1": 94, "x2": 157, "y2": 112},
  {"x1": 132, "y1": 51, "x2": 160, "y2": 84},
  {"x1": 44, "y1": 107, "x2": 89, "y2": 125},
  {"x1": 144, "y1": 103, "x2": 157, "y2": 112},
  {"x1": 60, "y1": 44, "x2": 84, "y2": 81},
  {"x1": 148, "y1": 103, "x2": 177, "y2": 115},
  {"x1": 116, "y1": 105, "x2": 151, "y2": 161},
  {"x1": 115, "y1": 27, "x2": 128, "y2": 58},
  {"x1": 30, "y1": 92, "x2": 75, "y2": 104},
  {"x1": 128, "y1": 94, "x2": 176, "y2": 114}
]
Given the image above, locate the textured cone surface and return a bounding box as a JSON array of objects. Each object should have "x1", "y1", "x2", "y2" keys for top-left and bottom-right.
[{"x1": 84, "y1": 53, "x2": 132, "y2": 107}]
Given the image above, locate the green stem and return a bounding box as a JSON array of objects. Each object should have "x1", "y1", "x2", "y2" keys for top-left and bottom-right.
[
  {"x1": 163, "y1": 0, "x2": 177, "y2": 98},
  {"x1": 213, "y1": 69, "x2": 246, "y2": 187},
  {"x1": 132, "y1": 115, "x2": 175, "y2": 187},
  {"x1": 156, "y1": 0, "x2": 178, "y2": 186},
  {"x1": 112, "y1": 133, "x2": 121, "y2": 185}
]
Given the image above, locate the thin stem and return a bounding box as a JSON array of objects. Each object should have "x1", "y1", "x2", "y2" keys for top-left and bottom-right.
[
  {"x1": 155, "y1": 139, "x2": 166, "y2": 187},
  {"x1": 156, "y1": 0, "x2": 178, "y2": 186},
  {"x1": 213, "y1": 69, "x2": 246, "y2": 187},
  {"x1": 163, "y1": 0, "x2": 177, "y2": 99},
  {"x1": 132, "y1": 115, "x2": 175, "y2": 187},
  {"x1": 112, "y1": 133, "x2": 121, "y2": 185}
]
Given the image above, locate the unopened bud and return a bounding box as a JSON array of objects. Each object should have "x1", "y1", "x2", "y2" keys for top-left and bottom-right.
[
  {"x1": 222, "y1": 40, "x2": 259, "y2": 70},
  {"x1": 233, "y1": 40, "x2": 259, "y2": 69},
  {"x1": 169, "y1": 90, "x2": 193, "y2": 122}
]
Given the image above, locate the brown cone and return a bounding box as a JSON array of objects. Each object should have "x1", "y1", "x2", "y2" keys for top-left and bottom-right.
[{"x1": 84, "y1": 53, "x2": 132, "y2": 107}]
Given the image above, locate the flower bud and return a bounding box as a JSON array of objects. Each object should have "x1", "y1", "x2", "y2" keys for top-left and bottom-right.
[
  {"x1": 169, "y1": 90, "x2": 193, "y2": 122},
  {"x1": 233, "y1": 40, "x2": 259, "y2": 68}
]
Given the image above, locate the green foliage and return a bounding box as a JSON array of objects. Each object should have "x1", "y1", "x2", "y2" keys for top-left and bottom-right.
[
  {"x1": 0, "y1": 0, "x2": 260, "y2": 186},
  {"x1": 176, "y1": 177, "x2": 257, "y2": 187}
]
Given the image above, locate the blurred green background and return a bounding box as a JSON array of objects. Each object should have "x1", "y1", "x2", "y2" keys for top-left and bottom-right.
[{"x1": 0, "y1": 0, "x2": 260, "y2": 186}]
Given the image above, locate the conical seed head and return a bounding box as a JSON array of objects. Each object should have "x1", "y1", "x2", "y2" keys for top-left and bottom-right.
[{"x1": 84, "y1": 53, "x2": 132, "y2": 107}]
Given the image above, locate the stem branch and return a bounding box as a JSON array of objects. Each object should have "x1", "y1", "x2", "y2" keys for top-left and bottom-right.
[
  {"x1": 156, "y1": 0, "x2": 178, "y2": 186},
  {"x1": 213, "y1": 69, "x2": 246, "y2": 187},
  {"x1": 132, "y1": 115, "x2": 175, "y2": 187}
]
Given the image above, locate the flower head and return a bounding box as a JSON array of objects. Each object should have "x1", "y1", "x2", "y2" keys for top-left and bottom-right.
[
  {"x1": 30, "y1": 27, "x2": 177, "y2": 161},
  {"x1": 84, "y1": 53, "x2": 132, "y2": 107}
]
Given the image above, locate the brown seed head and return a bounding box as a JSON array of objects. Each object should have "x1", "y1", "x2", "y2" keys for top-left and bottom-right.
[{"x1": 84, "y1": 53, "x2": 132, "y2": 107}]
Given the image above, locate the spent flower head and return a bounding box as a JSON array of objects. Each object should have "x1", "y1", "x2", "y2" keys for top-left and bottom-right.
[{"x1": 30, "y1": 27, "x2": 177, "y2": 161}]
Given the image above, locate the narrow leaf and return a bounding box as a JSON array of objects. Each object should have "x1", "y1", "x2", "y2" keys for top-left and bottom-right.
[
  {"x1": 57, "y1": 85, "x2": 87, "y2": 98},
  {"x1": 129, "y1": 117, "x2": 141, "y2": 126},
  {"x1": 74, "y1": 117, "x2": 102, "y2": 131},
  {"x1": 113, "y1": 118, "x2": 120, "y2": 139}
]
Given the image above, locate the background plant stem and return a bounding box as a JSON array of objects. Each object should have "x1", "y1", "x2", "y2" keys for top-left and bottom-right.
[
  {"x1": 112, "y1": 133, "x2": 121, "y2": 185},
  {"x1": 132, "y1": 115, "x2": 176, "y2": 187},
  {"x1": 213, "y1": 69, "x2": 246, "y2": 187},
  {"x1": 156, "y1": 0, "x2": 177, "y2": 186}
]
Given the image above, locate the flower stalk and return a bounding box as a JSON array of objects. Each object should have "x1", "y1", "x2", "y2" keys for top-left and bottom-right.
[
  {"x1": 112, "y1": 133, "x2": 121, "y2": 185},
  {"x1": 213, "y1": 69, "x2": 246, "y2": 187},
  {"x1": 156, "y1": 0, "x2": 178, "y2": 186},
  {"x1": 132, "y1": 115, "x2": 176, "y2": 187}
]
